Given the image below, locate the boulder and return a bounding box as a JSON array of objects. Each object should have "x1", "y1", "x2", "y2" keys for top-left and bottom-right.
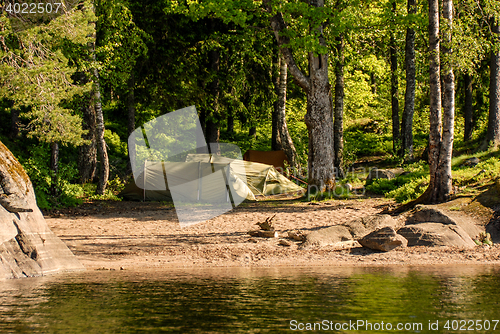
[
  {"x1": 366, "y1": 168, "x2": 395, "y2": 182},
  {"x1": 342, "y1": 214, "x2": 399, "y2": 240},
  {"x1": 300, "y1": 225, "x2": 356, "y2": 249},
  {"x1": 300, "y1": 214, "x2": 399, "y2": 249},
  {"x1": 359, "y1": 226, "x2": 408, "y2": 252},
  {"x1": 407, "y1": 205, "x2": 483, "y2": 239},
  {"x1": 0, "y1": 141, "x2": 84, "y2": 279},
  {"x1": 397, "y1": 223, "x2": 477, "y2": 248}
]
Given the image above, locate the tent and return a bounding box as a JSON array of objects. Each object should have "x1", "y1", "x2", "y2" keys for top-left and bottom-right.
[{"x1": 119, "y1": 154, "x2": 304, "y2": 202}]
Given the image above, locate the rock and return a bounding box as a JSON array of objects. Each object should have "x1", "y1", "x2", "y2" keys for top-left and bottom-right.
[
  {"x1": 300, "y1": 225, "x2": 354, "y2": 249},
  {"x1": 461, "y1": 157, "x2": 480, "y2": 167},
  {"x1": 0, "y1": 194, "x2": 32, "y2": 213},
  {"x1": 407, "y1": 205, "x2": 483, "y2": 239},
  {"x1": 397, "y1": 223, "x2": 477, "y2": 248},
  {"x1": 359, "y1": 226, "x2": 408, "y2": 252},
  {"x1": 279, "y1": 239, "x2": 291, "y2": 246},
  {"x1": 366, "y1": 168, "x2": 395, "y2": 182},
  {"x1": 342, "y1": 214, "x2": 399, "y2": 240},
  {"x1": 0, "y1": 141, "x2": 84, "y2": 279},
  {"x1": 288, "y1": 230, "x2": 306, "y2": 241},
  {"x1": 300, "y1": 214, "x2": 400, "y2": 250}
]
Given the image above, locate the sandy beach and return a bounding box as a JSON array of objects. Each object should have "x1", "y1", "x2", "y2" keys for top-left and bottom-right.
[{"x1": 44, "y1": 198, "x2": 500, "y2": 271}]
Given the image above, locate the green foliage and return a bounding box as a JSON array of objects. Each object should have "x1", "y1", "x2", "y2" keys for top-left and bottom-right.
[
  {"x1": 0, "y1": 2, "x2": 95, "y2": 147},
  {"x1": 83, "y1": 176, "x2": 125, "y2": 201},
  {"x1": 307, "y1": 185, "x2": 353, "y2": 202},
  {"x1": 19, "y1": 144, "x2": 83, "y2": 209},
  {"x1": 385, "y1": 176, "x2": 428, "y2": 203},
  {"x1": 366, "y1": 161, "x2": 428, "y2": 203}
]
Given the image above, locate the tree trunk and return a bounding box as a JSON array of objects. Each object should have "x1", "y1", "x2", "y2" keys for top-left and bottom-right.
[
  {"x1": 390, "y1": 1, "x2": 400, "y2": 155},
  {"x1": 272, "y1": 53, "x2": 282, "y2": 151},
  {"x1": 276, "y1": 55, "x2": 300, "y2": 170},
  {"x1": 78, "y1": 99, "x2": 97, "y2": 184},
  {"x1": 127, "y1": 74, "x2": 136, "y2": 139},
  {"x1": 50, "y1": 141, "x2": 59, "y2": 196},
  {"x1": 334, "y1": 34, "x2": 345, "y2": 179},
  {"x1": 249, "y1": 126, "x2": 257, "y2": 139},
  {"x1": 10, "y1": 108, "x2": 20, "y2": 139},
  {"x1": 207, "y1": 47, "x2": 220, "y2": 155},
  {"x1": 463, "y1": 73, "x2": 473, "y2": 142},
  {"x1": 77, "y1": 70, "x2": 97, "y2": 184},
  {"x1": 227, "y1": 113, "x2": 234, "y2": 135},
  {"x1": 486, "y1": 21, "x2": 500, "y2": 149},
  {"x1": 93, "y1": 67, "x2": 109, "y2": 196},
  {"x1": 266, "y1": 0, "x2": 335, "y2": 191},
  {"x1": 401, "y1": 0, "x2": 416, "y2": 160},
  {"x1": 127, "y1": 74, "x2": 136, "y2": 173},
  {"x1": 437, "y1": 0, "x2": 455, "y2": 202},
  {"x1": 418, "y1": 0, "x2": 454, "y2": 204}
]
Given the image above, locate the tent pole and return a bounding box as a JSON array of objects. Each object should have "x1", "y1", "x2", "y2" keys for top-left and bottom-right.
[
  {"x1": 226, "y1": 165, "x2": 231, "y2": 203},
  {"x1": 143, "y1": 159, "x2": 147, "y2": 202},
  {"x1": 197, "y1": 162, "x2": 202, "y2": 201}
]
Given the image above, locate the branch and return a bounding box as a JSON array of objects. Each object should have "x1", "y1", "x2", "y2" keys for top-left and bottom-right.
[{"x1": 264, "y1": 0, "x2": 310, "y2": 93}]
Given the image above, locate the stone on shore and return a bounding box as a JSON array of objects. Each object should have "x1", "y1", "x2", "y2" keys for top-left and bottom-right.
[
  {"x1": 359, "y1": 226, "x2": 408, "y2": 252},
  {"x1": 300, "y1": 214, "x2": 398, "y2": 249},
  {"x1": 397, "y1": 223, "x2": 477, "y2": 248},
  {"x1": 0, "y1": 141, "x2": 84, "y2": 279},
  {"x1": 407, "y1": 205, "x2": 483, "y2": 240},
  {"x1": 342, "y1": 214, "x2": 399, "y2": 240}
]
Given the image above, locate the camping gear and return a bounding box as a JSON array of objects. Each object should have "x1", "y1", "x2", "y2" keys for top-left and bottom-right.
[
  {"x1": 243, "y1": 150, "x2": 288, "y2": 171},
  {"x1": 119, "y1": 154, "x2": 304, "y2": 201}
]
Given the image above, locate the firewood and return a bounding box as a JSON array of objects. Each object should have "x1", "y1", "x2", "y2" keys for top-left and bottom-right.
[
  {"x1": 256, "y1": 214, "x2": 276, "y2": 231},
  {"x1": 247, "y1": 230, "x2": 278, "y2": 238}
]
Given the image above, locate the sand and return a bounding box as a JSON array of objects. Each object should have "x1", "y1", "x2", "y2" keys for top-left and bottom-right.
[{"x1": 44, "y1": 198, "x2": 500, "y2": 271}]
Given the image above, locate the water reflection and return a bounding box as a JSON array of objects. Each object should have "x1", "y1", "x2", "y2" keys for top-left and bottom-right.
[{"x1": 1, "y1": 265, "x2": 500, "y2": 333}]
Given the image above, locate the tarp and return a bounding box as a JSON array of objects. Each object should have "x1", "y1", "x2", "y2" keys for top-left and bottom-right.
[
  {"x1": 243, "y1": 150, "x2": 288, "y2": 171},
  {"x1": 120, "y1": 155, "x2": 304, "y2": 201}
]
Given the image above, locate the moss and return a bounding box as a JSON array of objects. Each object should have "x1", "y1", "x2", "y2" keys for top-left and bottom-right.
[{"x1": 0, "y1": 140, "x2": 32, "y2": 195}]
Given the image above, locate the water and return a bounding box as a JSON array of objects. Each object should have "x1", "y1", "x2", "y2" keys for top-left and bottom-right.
[{"x1": 1, "y1": 265, "x2": 500, "y2": 333}]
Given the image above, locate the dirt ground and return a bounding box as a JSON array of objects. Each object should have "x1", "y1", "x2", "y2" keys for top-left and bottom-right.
[{"x1": 45, "y1": 197, "x2": 500, "y2": 271}]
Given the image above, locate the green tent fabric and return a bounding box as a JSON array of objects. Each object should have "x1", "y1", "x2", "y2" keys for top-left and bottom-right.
[
  {"x1": 120, "y1": 155, "x2": 304, "y2": 201},
  {"x1": 185, "y1": 154, "x2": 304, "y2": 196}
]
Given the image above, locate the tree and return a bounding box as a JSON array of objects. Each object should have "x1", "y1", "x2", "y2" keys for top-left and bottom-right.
[
  {"x1": 419, "y1": 0, "x2": 454, "y2": 204},
  {"x1": 265, "y1": 0, "x2": 335, "y2": 190},
  {"x1": 333, "y1": 34, "x2": 345, "y2": 178},
  {"x1": 273, "y1": 54, "x2": 300, "y2": 170},
  {"x1": 486, "y1": 20, "x2": 500, "y2": 149},
  {"x1": 400, "y1": 0, "x2": 416, "y2": 160},
  {"x1": 0, "y1": 2, "x2": 94, "y2": 189},
  {"x1": 389, "y1": 0, "x2": 400, "y2": 155}
]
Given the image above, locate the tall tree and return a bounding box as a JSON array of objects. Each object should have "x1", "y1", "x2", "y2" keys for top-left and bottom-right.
[
  {"x1": 400, "y1": 0, "x2": 416, "y2": 160},
  {"x1": 486, "y1": 20, "x2": 500, "y2": 149},
  {"x1": 78, "y1": 87, "x2": 97, "y2": 183},
  {"x1": 417, "y1": 0, "x2": 454, "y2": 204},
  {"x1": 390, "y1": 1, "x2": 400, "y2": 155},
  {"x1": 265, "y1": 0, "x2": 335, "y2": 190},
  {"x1": 0, "y1": 2, "x2": 94, "y2": 186},
  {"x1": 93, "y1": 64, "x2": 109, "y2": 195},
  {"x1": 333, "y1": 34, "x2": 345, "y2": 179},
  {"x1": 274, "y1": 54, "x2": 300, "y2": 170}
]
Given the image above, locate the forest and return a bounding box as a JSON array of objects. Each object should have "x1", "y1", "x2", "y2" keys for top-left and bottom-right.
[{"x1": 0, "y1": 0, "x2": 499, "y2": 209}]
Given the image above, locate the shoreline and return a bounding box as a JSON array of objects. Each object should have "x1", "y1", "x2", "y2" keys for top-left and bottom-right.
[{"x1": 45, "y1": 198, "x2": 500, "y2": 271}]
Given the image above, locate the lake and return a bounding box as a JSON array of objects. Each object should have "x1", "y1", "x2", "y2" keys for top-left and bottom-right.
[{"x1": 1, "y1": 265, "x2": 500, "y2": 333}]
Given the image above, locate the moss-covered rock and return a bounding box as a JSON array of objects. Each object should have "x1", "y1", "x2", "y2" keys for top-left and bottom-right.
[{"x1": 0, "y1": 140, "x2": 84, "y2": 279}]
